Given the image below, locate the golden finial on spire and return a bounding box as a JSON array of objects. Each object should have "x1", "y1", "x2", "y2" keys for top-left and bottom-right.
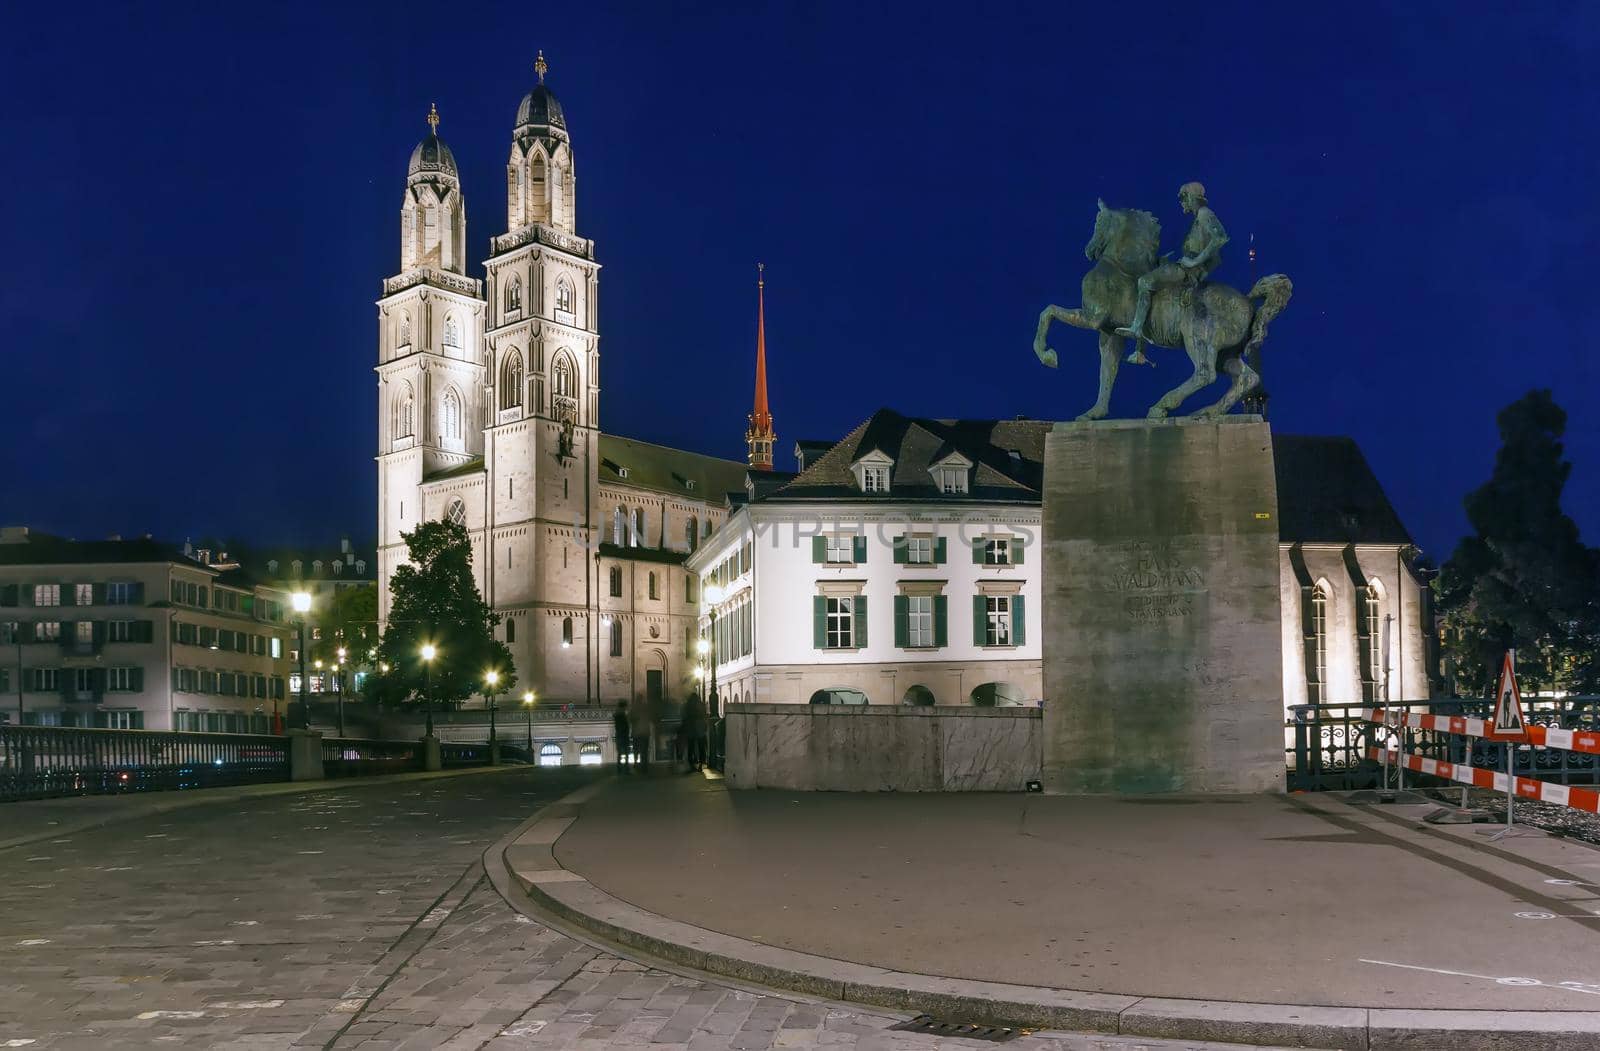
[
  {"x1": 534, "y1": 50, "x2": 548, "y2": 84},
  {"x1": 757, "y1": 261, "x2": 764, "y2": 289},
  {"x1": 426, "y1": 102, "x2": 440, "y2": 134}
]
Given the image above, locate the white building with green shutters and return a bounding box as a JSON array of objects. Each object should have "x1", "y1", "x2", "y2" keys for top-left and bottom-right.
[{"x1": 686, "y1": 410, "x2": 1047, "y2": 710}]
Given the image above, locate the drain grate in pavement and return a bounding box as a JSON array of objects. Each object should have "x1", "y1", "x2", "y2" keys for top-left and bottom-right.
[{"x1": 889, "y1": 1013, "x2": 1028, "y2": 1042}]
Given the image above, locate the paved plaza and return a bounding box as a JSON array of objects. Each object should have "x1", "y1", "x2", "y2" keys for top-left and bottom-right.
[
  {"x1": 552, "y1": 776, "x2": 1600, "y2": 1013},
  {"x1": 0, "y1": 768, "x2": 1285, "y2": 1050}
]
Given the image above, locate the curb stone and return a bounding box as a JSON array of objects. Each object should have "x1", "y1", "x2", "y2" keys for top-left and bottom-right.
[{"x1": 502, "y1": 780, "x2": 1600, "y2": 1051}]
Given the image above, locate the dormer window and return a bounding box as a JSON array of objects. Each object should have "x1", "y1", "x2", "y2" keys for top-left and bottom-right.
[
  {"x1": 851, "y1": 450, "x2": 895, "y2": 493},
  {"x1": 931, "y1": 452, "x2": 973, "y2": 495},
  {"x1": 617, "y1": 466, "x2": 629, "y2": 479}
]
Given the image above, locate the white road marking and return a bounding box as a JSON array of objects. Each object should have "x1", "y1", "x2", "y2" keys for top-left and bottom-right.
[
  {"x1": 14, "y1": 939, "x2": 51, "y2": 946},
  {"x1": 501, "y1": 1021, "x2": 547, "y2": 1036},
  {"x1": 192, "y1": 940, "x2": 235, "y2": 946},
  {"x1": 1543, "y1": 878, "x2": 1597, "y2": 887},
  {"x1": 1360, "y1": 958, "x2": 1600, "y2": 996},
  {"x1": 24, "y1": 857, "x2": 49, "y2": 862},
  {"x1": 102, "y1": 867, "x2": 134, "y2": 872},
  {"x1": 1516, "y1": 910, "x2": 1600, "y2": 919},
  {"x1": 334, "y1": 999, "x2": 365, "y2": 1012},
  {"x1": 137, "y1": 1010, "x2": 206, "y2": 1020},
  {"x1": 3, "y1": 1039, "x2": 38, "y2": 1046},
  {"x1": 211, "y1": 999, "x2": 283, "y2": 1009},
  {"x1": 297, "y1": 850, "x2": 324, "y2": 855},
  {"x1": 230, "y1": 921, "x2": 259, "y2": 927}
]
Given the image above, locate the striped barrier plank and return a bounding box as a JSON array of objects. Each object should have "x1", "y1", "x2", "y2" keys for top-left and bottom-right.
[
  {"x1": 1365, "y1": 747, "x2": 1600, "y2": 815},
  {"x1": 1359, "y1": 708, "x2": 1600, "y2": 756}
]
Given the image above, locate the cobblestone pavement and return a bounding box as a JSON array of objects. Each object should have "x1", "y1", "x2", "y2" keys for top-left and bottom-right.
[{"x1": 0, "y1": 768, "x2": 1294, "y2": 1049}]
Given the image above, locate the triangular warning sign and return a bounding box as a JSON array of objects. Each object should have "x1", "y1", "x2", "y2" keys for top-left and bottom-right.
[{"x1": 1485, "y1": 651, "x2": 1528, "y2": 742}]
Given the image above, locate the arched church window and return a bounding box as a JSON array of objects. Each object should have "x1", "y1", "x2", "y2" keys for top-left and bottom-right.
[
  {"x1": 443, "y1": 316, "x2": 461, "y2": 352},
  {"x1": 444, "y1": 499, "x2": 467, "y2": 527},
  {"x1": 648, "y1": 572, "x2": 658, "y2": 601},
  {"x1": 442, "y1": 388, "x2": 462, "y2": 440},
  {"x1": 501, "y1": 349, "x2": 524, "y2": 410},
  {"x1": 613, "y1": 506, "x2": 626, "y2": 546},
  {"x1": 556, "y1": 277, "x2": 574, "y2": 315},
  {"x1": 399, "y1": 313, "x2": 412, "y2": 347},
  {"x1": 561, "y1": 616, "x2": 573, "y2": 646},
  {"x1": 553, "y1": 356, "x2": 574, "y2": 398},
  {"x1": 1357, "y1": 581, "x2": 1384, "y2": 702},
  {"x1": 686, "y1": 517, "x2": 698, "y2": 552},
  {"x1": 506, "y1": 277, "x2": 522, "y2": 313},
  {"x1": 396, "y1": 383, "x2": 415, "y2": 438},
  {"x1": 529, "y1": 155, "x2": 548, "y2": 225},
  {"x1": 1304, "y1": 583, "x2": 1328, "y2": 705},
  {"x1": 630, "y1": 509, "x2": 642, "y2": 548}
]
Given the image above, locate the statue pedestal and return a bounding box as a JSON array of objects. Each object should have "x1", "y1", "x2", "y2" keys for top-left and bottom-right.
[{"x1": 1041, "y1": 417, "x2": 1284, "y2": 793}]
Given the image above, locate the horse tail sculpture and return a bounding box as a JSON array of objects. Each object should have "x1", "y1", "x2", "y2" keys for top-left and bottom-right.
[{"x1": 1243, "y1": 274, "x2": 1294, "y2": 359}]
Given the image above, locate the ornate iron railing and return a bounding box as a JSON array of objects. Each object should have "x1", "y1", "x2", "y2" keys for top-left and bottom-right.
[
  {"x1": 441, "y1": 741, "x2": 491, "y2": 767},
  {"x1": 1287, "y1": 697, "x2": 1600, "y2": 792},
  {"x1": 1, "y1": 725, "x2": 289, "y2": 802},
  {"x1": 321, "y1": 737, "x2": 421, "y2": 778}
]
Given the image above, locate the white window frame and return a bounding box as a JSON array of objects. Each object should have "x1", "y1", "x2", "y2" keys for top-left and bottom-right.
[
  {"x1": 107, "y1": 582, "x2": 133, "y2": 605},
  {"x1": 104, "y1": 710, "x2": 141, "y2": 729},
  {"x1": 74, "y1": 583, "x2": 94, "y2": 606},
  {"x1": 107, "y1": 667, "x2": 136, "y2": 691},
  {"x1": 985, "y1": 595, "x2": 1013, "y2": 646},
  {"x1": 826, "y1": 596, "x2": 855, "y2": 649},
  {"x1": 539, "y1": 743, "x2": 565, "y2": 767},
  {"x1": 75, "y1": 621, "x2": 93, "y2": 643},
  {"x1": 906, "y1": 536, "x2": 933, "y2": 565},
  {"x1": 33, "y1": 584, "x2": 60, "y2": 607},
  {"x1": 985, "y1": 537, "x2": 1011, "y2": 565},
  {"x1": 907, "y1": 595, "x2": 934, "y2": 648},
  {"x1": 107, "y1": 620, "x2": 133, "y2": 643},
  {"x1": 36, "y1": 621, "x2": 60, "y2": 641},
  {"x1": 862, "y1": 465, "x2": 889, "y2": 492},
  {"x1": 825, "y1": 534, "x2": 856, "y2": 564},
  {"x1": 30, "y1": 668, "x2": 60, "y2": 692}
]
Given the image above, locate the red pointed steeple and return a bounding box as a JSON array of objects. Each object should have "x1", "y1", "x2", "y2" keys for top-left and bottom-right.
[{"x1": 746, "y1": 263, "x2": 776, "y2": 470}]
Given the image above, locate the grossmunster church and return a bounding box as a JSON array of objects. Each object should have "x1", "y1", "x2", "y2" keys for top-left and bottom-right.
[{"x1": 375, "y1": 55, "x2": 758, "y2": 711}]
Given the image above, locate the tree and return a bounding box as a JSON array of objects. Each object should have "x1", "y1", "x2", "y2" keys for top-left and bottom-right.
[
  {"x1": 1436, "y1": 390, "x2": 1600, "y2": 696},
  {"x1": 367, "y1": 520, "x2": 516, "y2": 711},
  {"x1": 308, "y1": 584, "x2": 379, "y2": 666}
]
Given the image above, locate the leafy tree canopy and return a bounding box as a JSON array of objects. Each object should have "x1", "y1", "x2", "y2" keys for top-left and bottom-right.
[
  {"x1": 308, "y1": 583, "x2": 379, "y2": 668},
  {"x1": 366, "y1": 520, "x2": 516, "y2": 708},
  {"x1": 1437, "y1": 390, "x2": 1600, "y2": 695}
]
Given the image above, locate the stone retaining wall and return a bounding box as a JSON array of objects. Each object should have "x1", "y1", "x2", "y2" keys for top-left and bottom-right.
[{"x1": 724, "y1": 703, "x2": 1041, "y2": 792}]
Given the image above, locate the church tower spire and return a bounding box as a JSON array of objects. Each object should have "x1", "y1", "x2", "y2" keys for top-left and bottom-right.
[{"x1": 745, "y1": 263, "x2": 776, "y2": 470}]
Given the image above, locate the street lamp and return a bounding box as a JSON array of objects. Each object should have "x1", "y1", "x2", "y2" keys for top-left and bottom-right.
[
  {"x1": 522, "y1": 690, "x2": 536, "y2": 756},
  {"x1": 291, "y1": 591, "x2": 312, "y2": 732},
  {"x1": 484, "y1": 669, "x2": 500, "y2": 759},
  {"x1": 420, "y1": 643, "x2": 437, "y2": 737},
  {"x1": 702, "y1": 584, "x2": 725, "y2": 769},
  {"x1": 335, "y1": 647, "x2": 348, "y2": 737}
]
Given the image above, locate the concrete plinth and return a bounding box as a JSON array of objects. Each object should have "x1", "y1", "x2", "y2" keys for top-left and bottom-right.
[
  {"x1": 1041, "y1": 417, "x2": 1283, "y2": 793},
  {"x1": 422, "y1": 734, "x2": 442, "y2": 772},
  {"x1": 286, "y1": 729, "x2": 325, "y2": 781}
]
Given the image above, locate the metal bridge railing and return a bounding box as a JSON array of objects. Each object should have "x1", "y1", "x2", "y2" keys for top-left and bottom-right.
[
  {"x1": 320, "y1": 737, "x2": 422, "y2": 778},
  {"x1": 1, "y1": 725, "x2": 289, "y2": 802},
  {"x1": 1287, "y1": 697, "x2": 1600, "y2": 792}
]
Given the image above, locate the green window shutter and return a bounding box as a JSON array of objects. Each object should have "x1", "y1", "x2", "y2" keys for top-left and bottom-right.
[
  {"x1": 138, "y1": 620, "x2": 153, "y2": 643},
  {"x1": 934, "y1": 595, "x2": 948, "y2": 647},
  {"x1": 934, "y1": 537, "x2": 947, "y2": 564},
  {"x1": 172, "y1": 668, "x2": 181, "y2": 692},
  {"x1": 1013, "y1": 596, "x2": 1026, "y2": 645},
  {"x1": 854, "y1": 596, "x2": 867, "y2": 648},
  {"x1": 853, "y1": 536, "x2": 867, "y2": 563},
  {"x1": 131, "y1": 667, "x2": 144, "y2": 692},
  {"x1": 92, "y1": 621, "x2": 106, "y2": 644},
  {"x1": 61, "y1": 582, "x2": 74, "y2": 606},
  {"x1": 972, "y1": 539, "x2": 985, "y2": 564},
  {"x1": 93, "y1": 583, "x2": 107, "y2": 605},
  {"x1": 813, "y1": 596, "x2": 827, "y2": 648},
  {"x1": 893, "y1": 595, "x2": 908, "y2": 647},
  {"x1": 812, "y1": 536, "x2": 827, "y2": 563},
  {"x1": 892, "y1": 536, "x2": 907, "y2": 564},
  {"x1": 973, "y1": 595, "x2": 987, "y2": 646},
  {"x1": 131, "y1": 582, "x2": 144, "y2": 604},
  {"x1": 1011, "y1": 537, "x2": 1025, "y2": 565}
]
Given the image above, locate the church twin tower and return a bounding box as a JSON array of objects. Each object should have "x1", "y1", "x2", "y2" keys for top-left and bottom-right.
[{"x1": 376, "y1": 56, "x2": 761, "y2": 708}]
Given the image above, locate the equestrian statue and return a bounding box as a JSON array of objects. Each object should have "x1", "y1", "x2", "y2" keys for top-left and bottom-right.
[{"x1": 1032, "y1": 182, "x2": 1293, "y2": 420}]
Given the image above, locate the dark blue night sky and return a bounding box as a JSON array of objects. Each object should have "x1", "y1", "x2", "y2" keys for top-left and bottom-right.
[{"x1": 4, "y1": 1, "x2": 1597, "y2": 561}]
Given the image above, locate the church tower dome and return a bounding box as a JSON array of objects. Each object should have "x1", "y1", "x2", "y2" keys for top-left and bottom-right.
[
  {"x1": 506, "y1": 52, "x2": 577, "y2": 233},
  {"x1": 400, "y1": 103, "x2": 468, "y2": 275}
]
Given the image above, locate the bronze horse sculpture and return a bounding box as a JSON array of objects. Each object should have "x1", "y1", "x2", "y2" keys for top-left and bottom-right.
[{"x1": 1032, "y1": 200, "x2": 1293, "y2": 420}]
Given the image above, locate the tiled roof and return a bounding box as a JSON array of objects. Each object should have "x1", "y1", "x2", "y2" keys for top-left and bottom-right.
[
  {"x1": 599, "y1": 434, "x2": 748, "y2": 503},
  {"x1": 765, "y1": 410, "x2": 1049, "y2": 503},
  {"x1": 0, "y1": 531, "x2": 198, "y2": 568},
  {"x1": 1272, "y1": 435, "x2": 1412, "y2": 546}
]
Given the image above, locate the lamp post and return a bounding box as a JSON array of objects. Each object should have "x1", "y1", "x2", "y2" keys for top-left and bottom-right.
[
  {"x1": 335, "y1": 647, "x2": 347, "y2": 737},
  {"x1": 420, "y1": 643, "x2": 437, "y2": 737},
  {"x1": 484, "y1": 669, "x2": 500, "y2": 761},
  {"x1": 291, "y1": 591, "x2": 312, "y2": 732},
  {"x1": 522, "y1": 690, "x2": 535, "y2": 756},
  {"x1": 702, "y1": 584, "x2": 724, "y2": 769}
]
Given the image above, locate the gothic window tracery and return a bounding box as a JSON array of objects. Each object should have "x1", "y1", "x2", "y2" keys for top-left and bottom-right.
[
  {"x1": 506, "y1": 276, "x2": 522, "y2": 313},
  {"x1": 399, "y1": 313, "x2": 412, "y2": 347},
  {"x1": 501, "y1": 349, "x2": 524, "y2": 410},
  {"x1": 445, "y1": 499, "x2": 467, "y2": 527},
  {"x1": 1304, "y1": 582, "x2": 1329, "y2": 704},
  {"x1": 443, "y1": 315, "x2": 461, "y2": 354},
  {"x1": 555, "y1": 277, "x2": 574, "y2": 316},
  {"x1": 395, "y1": 383, "x2": 415, "y2": 438},
  {"x1": 442, "y1": 387, "x2": 462, "y2": 440}
]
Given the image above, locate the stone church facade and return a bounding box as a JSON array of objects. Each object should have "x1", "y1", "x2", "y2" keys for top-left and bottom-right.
[{"x1": 375, "y1": 65, "x2": 748, "y2": 710}]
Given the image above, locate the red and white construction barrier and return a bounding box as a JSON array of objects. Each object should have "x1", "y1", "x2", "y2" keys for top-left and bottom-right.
[
  {"x1": 1364, "y1": 747, "x2": 1600, "y2": 815},
  {"x1": 1358, "y1": 708, "x2": 1600, "y2": 757}
]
